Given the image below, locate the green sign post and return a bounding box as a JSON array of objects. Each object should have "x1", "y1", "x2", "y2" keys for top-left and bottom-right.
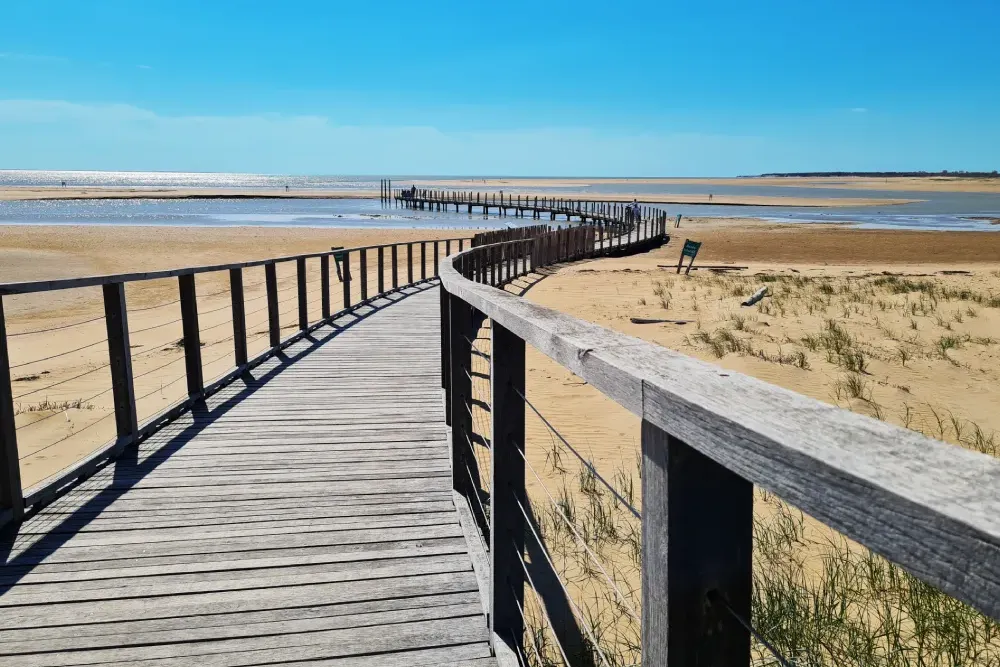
[{"x1": 676, "y1": 239, "x2": 701, "y2": 275}]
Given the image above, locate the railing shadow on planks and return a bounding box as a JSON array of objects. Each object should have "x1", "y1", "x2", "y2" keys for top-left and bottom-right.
[
  {"x1": 439, "y1": 226, "x2": 1000, "y2": 664},
  {"x1": 0, "y1": 236, "x2": 473, "y2": 529}
]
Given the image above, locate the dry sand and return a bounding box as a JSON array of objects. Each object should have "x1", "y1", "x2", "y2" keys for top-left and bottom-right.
[
  {"x1": 508, "y1": 222, "x2": 1000, "y2": 661},
  {"x1": 2, "y1": 226, "x2": 473, "y2": 489}
]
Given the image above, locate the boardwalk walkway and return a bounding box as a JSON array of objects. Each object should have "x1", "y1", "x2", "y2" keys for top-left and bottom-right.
[{"x1": 0, "y1": 284, "x2": 497, "y2": 666}]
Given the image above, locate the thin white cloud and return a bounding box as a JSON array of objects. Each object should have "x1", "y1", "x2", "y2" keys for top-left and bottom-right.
[
  {"x1": 137, "y1": 65, "x2": 152, "y2": 70},
  {"x1": 850, "y1": 107, "x2": 868, "y2": 113},
  {"x1": 0, "y1": 98, "x2": 771, "y2": 175}
]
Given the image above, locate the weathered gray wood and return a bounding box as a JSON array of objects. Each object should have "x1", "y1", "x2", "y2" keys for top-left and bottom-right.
[
  {"x1": 489, "y1": 321, "x2": 525, "y2": 656},
  {"x1": 377, "y1": 246, "x2": 385, "y2": 294},
  {"x1": 0, "y1": 287, "x2": 494, "y2": 666},
  {"x1": 359, "y1": 248, "x2": 368, "y2": 301},
  {"x1": 229, "y1": 268, "x2": 248, "y2": 367},
  {"x1": 341, "y1": 249, "x2": 351, "y2": 308},
  {"x1": 265, "y1": 261, "x2": 280, "y2": 347},
  {"x1": 178, "y1": 273, "x2": 204, "y2": 397},
  {"x1": 297, "y1": 257, "x2": 308, "y2": 330},
  {"x1": 0, "y1": 296, "x2": 22, "y2": 525},
  {"x1": 103, "y1": 282, "x2": 138, "y2": 442},
  {"x1": 440, "y1": 250, "x2": 1000, "y2": 623},
  {"x1": 321, "y1": 255, "x2": 331, "y2": 319},
  {"x1": 641, "y1": 419, "x2": 751, "y2": 666}
]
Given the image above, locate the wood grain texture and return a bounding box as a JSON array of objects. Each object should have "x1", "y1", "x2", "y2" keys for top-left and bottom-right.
[
  {"x1": 0, "y1": 286, "x2": 496, "y2": 666},
  {"x1": 440, "y1": 247, "x2": 1000, "y2": 622}
]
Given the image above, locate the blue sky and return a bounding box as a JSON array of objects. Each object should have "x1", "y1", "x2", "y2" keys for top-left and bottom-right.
[{"x1": 1, "y1": 0, "x2": 998, "y2": 176}]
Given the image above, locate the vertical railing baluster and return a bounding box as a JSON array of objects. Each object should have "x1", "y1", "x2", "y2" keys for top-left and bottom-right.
[
  {"x1": 391, "y1": 245, "x2": 399, "y2": 289},
  {"x1": 178, "y1": 274, "x2": 204, "y2": 398},
  {"x1": 641, "y1": 419, "x2": 753, "y2": 666},
  {"x1": 341, "y1": 251, "x2": 352, "y2": 309},
  {"x1": 440, "y1": 284, "x2": 451, "y2": 425},
  {"x1": 449, "y1": 295, "x2": 473, "y2": 499},
  {"x1": 266, "y1": 262, "x2": 280, "y2": 348},
  {"x1": 229, "y1": 269, "x2": 248, "y2": 368},
  {"x1": 296, "y1": 258, "x2": 308, "y2": 331},
  {"x1": 320, "y1": 256, "x2": 331, "y2": 319},
  {"x1": 0, "y1": 296, "x2": 22, "y2": 525},
  {"x1": 407, "y1": 243, "x2": 414, "y2": 284},
  {"x1": 360, "y1": 249, "x2": 368, "y2": 302},
  {"x1": 434, "y1": 240, "x2": 440, "y2": 278},
  {"x1": 102, "y1": 283, "x2": 138, "y2": 450},
  {"x1": 377, "y1": 246, "x2": 385, "y2": 295},
  {"x1": 421, "y1": 242, "x2": 427, "y2": 280},
  {"x1": 490, "y1": 320, "x2": 526, "y2": 656}
]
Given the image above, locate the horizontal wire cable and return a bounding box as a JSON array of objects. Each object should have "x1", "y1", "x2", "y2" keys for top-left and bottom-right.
[
  {"x1": 19, "y1": 410, "x2": 115, "y2": 460},
  {"x1": 15, "y1": 383, "x2": 114, "y2": 435},
  {"x1": 515, "y1": 385, "x2": 640, "y2": 520},
  {"x1": 9, "y1": 338, "x2": 109, "y2": 370},
  {"x1": 197, "y1": 301, "x2": 232, "y2": 317},
  {"x1": 7, "y1": 314, "x2": 106, "y2": 337},
  {"x1": 128, "y1": 298, "x2": 181, "y2": 313},
  {"x1": 129, "y1": 317, "x2": 183, "y2": 335},
  {"x1": 511, "y1": 580, "x2": 548, "y2": 667},
  {"x1": 134, "y1": 373, "x2": 188, "y2": 402},
  {"x1": 511, "y1": 533, "x2": 581, "y2": 667},
  {"x1": 12, "y1": 363, "x2": 112, "y2": 400},
  {"x1": 708, "y1": 590, "x2": 794, "y2": 667},
  {"x1": 515, "y1": 443, "x2": 640, "y2": 621}
]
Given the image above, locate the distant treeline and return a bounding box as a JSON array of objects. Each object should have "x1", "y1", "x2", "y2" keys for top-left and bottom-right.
[{"x1": 751, "y1": 170, "x2": 1000, "y2": 178}]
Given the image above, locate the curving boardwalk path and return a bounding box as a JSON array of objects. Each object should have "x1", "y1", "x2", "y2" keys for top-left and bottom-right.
[{"x1": 0, "y1": 283, "x2": 496, "y2": 666}]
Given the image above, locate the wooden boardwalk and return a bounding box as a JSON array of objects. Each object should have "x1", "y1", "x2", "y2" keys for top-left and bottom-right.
[{"x1": 0, "y1": 284, "x2": 497, "y2": 666}]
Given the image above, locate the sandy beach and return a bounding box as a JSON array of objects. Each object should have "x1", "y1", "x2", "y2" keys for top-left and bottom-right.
[
  {"x1": 2, "y1": 226, "x2": 473, "y2": 488},
  {"x1": 506, "y1": 220, "x2": 1000, "y2": 662}
]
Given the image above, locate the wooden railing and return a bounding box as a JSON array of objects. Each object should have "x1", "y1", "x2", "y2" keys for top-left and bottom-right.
[
  {"x1": 438, "y1": 232, "x2": 1000, "y2": 664},
  {"x1": 0, "y1": 236, "x2": 470, "y2": 528}
]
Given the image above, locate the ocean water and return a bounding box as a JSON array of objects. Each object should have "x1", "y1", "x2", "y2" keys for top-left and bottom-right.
[{"x1": 1, "y1": 170, "x2": 998, "y2": 231}]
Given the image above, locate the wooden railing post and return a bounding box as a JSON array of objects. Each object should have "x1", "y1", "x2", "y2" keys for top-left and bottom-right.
[
  {"x1": 448, "y1": 295, "x2": 474, "y2": 498},
  {"x1": 641, "y1": 419, "x2": 753, "y2": 666},
  {"x1": 320, "y1": 256, "x2": 331, "y2": 319},
  {"x1": 102, "y1": 283, "x2": 138, "y2": 448},
  {"x1": 420, "y1": 242, "x2": 427, "y2": 280},
  {"x1": 0, "y1": 297, "x2": 24, "y2": 525},
  {"x1": 360, "y1": 249, "x2": 368, "y2": 301},
  {"x1": 377, "y1": 246, "x2": 385, "y2": 294},
  {"x1": 490, "y1": 321, "x2": 526, "y2": 655},
  {"x1": 434, "y1": 241, "x2": 440, "y2": 277},
  {"x1": 340, "y1": 251, "x2": 351, "y2": 309},
  {"x1": 178, "y1": 274, "x2": 204, "y2": 398},
  {"x1": 266, "y1": 262, "x2": 281, "y2": 348},
  {"x1": 407, "y1": 243, "x2": 414, "y2": 284},
  {"x1": 391, "y1": 245, "x2": 399, "y2": 289},
  {"x1": 296, "y1": 258, "x2": 308, "y2": 331},
  {"x1": 229, "y1": 269, "x2": 248, "y2": 367},
  {"x1": 440, "y1": 284, "x2": 452, "y2": 425}
]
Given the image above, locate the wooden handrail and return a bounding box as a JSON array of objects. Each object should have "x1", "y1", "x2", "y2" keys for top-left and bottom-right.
[{"x1": 439, "y1": 233, "x2": 1000, "y2": 663}]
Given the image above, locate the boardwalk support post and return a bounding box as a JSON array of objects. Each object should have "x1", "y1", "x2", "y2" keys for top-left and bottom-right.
[
  {"x1": 641, "y1": 419, "x2": 752, "y2": 667},
  {"x1": 266, "y1": 262, "x2": 281, "y2": 348},
  {"x1": 297, "y1": 258, "x2": 308, "y2": 331},
  {"x1": 320, "y1": 256, "x2": 331, "y2": 320},
  {"x1": 448, "y1": 295, "x2": 475, "y2": 503},
  {"x1": 490, "y1": 321, "x2": 526, "y2": 657},
  {"x1": 103, "y1": 283, "x2": 138, "y2": 448},
  {"x1": 229, "y1": 268, "x2": 248, "y2": 368},
  {"x1": 178, "y1": 274, "x2": 204, "y2": 398},
  {"x1": 0, "y1": 297, "x2": 22, "y2": 526}
]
